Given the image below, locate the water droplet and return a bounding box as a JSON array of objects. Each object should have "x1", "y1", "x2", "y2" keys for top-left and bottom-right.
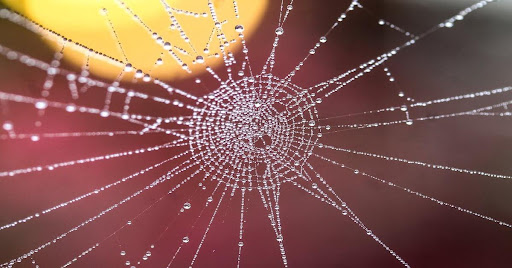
[
  {"x1": 275, "y1": 27, "x2": 284, "y2": 35},
  {"x1": 183, "y1": 236, "x2": 190, "y2": 243},
  {"x1": 66, "y1": 104, "x2": 77, "y2": 113},
  {"x1": 235, "y1": 25, "x2": 244, "y2": 32},
  {"x1": 35, "y1": 100, "x2": 48, "y2": 110},
  {"x1": 2, "y1": 121, "x2": 13, "y2": 131},
  {"x1": 183, "y1": 202, "x2": 191, "y2": 209},
  {"x1": 195, "y1": 56, "x2": 205, "y2": 64},
  {"x1": 319, "y1": 36, "x2": 327, "y2": 43},
  {"x1": 66, "y1": 74, "x2": 76, "y2": 81},
  {"x1": 276, "y1": 235, "x2": 283, "y2": 242},
  {"x1": 308, "y1": 120, "x2": 316, "y2": 126}
]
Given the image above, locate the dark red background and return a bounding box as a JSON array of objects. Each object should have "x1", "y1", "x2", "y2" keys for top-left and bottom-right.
[{"x1": 1, "y1": 0, "x2": 512, "y2": 267}]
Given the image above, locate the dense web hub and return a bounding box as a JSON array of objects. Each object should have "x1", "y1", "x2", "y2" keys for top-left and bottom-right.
[{"x1": 189, "y1": 75, "x2": 319, "y2": 190}]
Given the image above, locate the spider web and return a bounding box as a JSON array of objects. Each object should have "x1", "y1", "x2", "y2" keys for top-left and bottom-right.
[{"x1": 0, "y1": 0, "x2": 511, "y2": 267}]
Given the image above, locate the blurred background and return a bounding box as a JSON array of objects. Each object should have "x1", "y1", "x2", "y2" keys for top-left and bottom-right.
[{"x1": 0, "y1": 0, "x2": 511, "y2": 267}]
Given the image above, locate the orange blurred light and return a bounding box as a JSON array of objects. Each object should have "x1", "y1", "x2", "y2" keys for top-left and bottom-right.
[{"x1": 2, "y1": 0, "x2": 269, "y2": 82}]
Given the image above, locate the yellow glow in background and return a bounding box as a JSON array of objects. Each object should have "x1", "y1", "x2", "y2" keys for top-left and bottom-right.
[{"x1": 2, "y1": 0, "x2": 269, "y2": 82}]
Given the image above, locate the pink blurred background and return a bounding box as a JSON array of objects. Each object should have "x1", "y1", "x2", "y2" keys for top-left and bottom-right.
[{"x1": 1, "y1": 0, "x2": 512, "y2": 267}]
